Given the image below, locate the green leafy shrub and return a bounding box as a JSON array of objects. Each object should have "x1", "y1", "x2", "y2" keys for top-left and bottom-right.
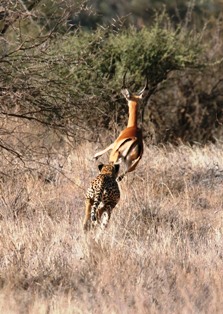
[
  {"x1": 40, "y1": 13, "x2": 206, "y2": 140},
  {"x1": 1, "y1": 9, "x2": 222, "y2": 150}
]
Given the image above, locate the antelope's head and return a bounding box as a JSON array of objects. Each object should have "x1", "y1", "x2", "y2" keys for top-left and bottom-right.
[{"x1": 121, "y1": 72, "x2": 149, "y2": 103}]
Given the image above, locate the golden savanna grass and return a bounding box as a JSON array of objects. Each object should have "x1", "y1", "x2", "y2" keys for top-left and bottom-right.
[{"x1": 0, "y1": 140, "x2": 223, "y2": 313}]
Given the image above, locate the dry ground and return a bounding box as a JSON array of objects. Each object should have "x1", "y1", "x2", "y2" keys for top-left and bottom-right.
[{"x1": 0, "y1": 141, "x2": 223, "y2": 313}]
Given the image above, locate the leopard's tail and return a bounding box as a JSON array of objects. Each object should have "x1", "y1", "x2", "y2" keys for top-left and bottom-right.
[{"x1": 91, "y1": 181, "x2": 105, "y2": 222}]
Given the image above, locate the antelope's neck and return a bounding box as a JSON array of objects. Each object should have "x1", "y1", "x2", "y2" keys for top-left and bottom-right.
[{"x1": 127, "y1": 101, "x2": 138, "y2": 128}]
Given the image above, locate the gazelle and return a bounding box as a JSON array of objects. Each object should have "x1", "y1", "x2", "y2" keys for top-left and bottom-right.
[{"x1": 94, "y1": 73, "x2": 149, "y2": 181}]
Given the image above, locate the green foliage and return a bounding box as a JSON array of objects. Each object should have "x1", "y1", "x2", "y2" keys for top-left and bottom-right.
[
  {"x1": 1, "y1": 4, "x2": 222, "y2": 147},
  {"x1": 47, "y1": 13, "x2": 204, "y2": 104},
  {"x1": 39, "y1": 13, "x2": 206, "y2": 141}
]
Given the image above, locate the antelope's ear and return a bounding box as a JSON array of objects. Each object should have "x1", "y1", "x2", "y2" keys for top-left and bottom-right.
[
  {"x1": 121, "y1": 88, "x2": 131, "y2": 100},
  {"x1": 114, "y1": 164, "x2": 120, "y2": 174},
  {"x1": 98, "y1": 163, "x2": 104, "y2": 171}
]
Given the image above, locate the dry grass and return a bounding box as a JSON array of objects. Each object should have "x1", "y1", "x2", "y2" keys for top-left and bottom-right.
[{"x1": 0, "y1": 141, "x2": 223, "y2": 313}]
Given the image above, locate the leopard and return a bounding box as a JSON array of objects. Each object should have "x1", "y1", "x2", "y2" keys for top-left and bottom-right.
[{"x1": 83, "y1": 162, "x2": 120, "y2": 231}]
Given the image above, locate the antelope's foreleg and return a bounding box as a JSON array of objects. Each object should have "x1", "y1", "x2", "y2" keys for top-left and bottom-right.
[{"x1": 93, "y1": 143, "x2": 114, "y2": 160}]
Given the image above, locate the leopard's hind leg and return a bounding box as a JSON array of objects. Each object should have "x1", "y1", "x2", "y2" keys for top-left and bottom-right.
[{"x1": 83, "y1": 198, "x2": 93, "y2": 231}]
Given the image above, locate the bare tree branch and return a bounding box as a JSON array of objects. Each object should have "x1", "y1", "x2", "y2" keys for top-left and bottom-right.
[{"x1": 0, "y1": 0, "x2": 42, "y2": 35}]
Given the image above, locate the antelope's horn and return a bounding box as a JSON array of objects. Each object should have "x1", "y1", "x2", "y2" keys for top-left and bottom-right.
[
  {"x1": 142, "y1": 77, "x2": 149, "y2": 91},
  {"x1": 122, "y1": 71, "x2": 127, "y2": 89}
]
